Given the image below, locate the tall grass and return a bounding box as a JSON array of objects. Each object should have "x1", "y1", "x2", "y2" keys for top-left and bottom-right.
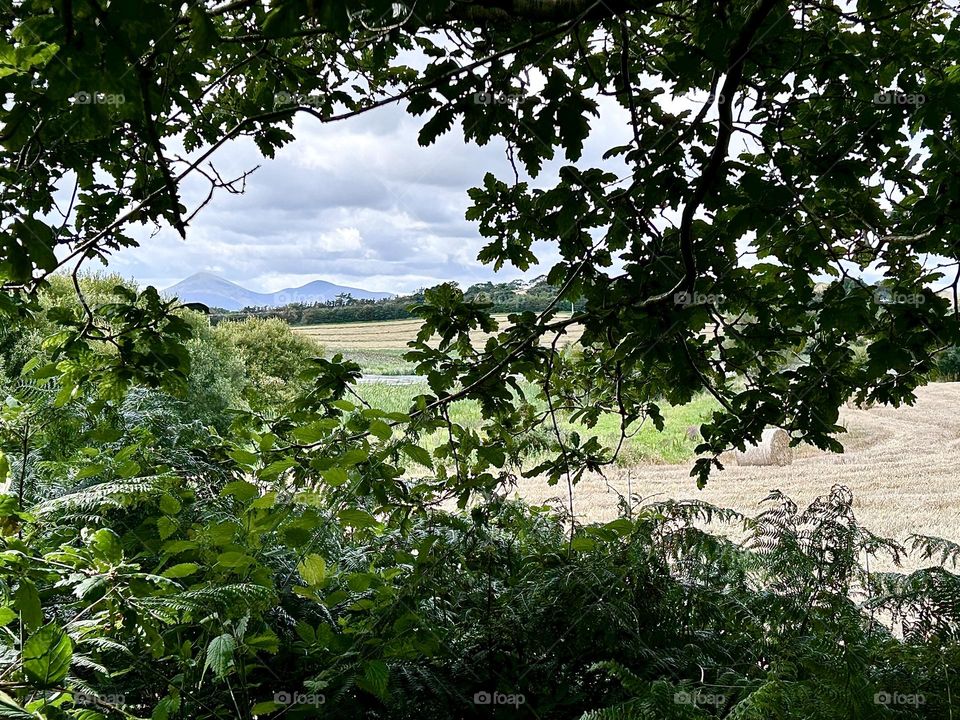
[{"x1": 329, "y1": 348, "x2": 416, "y2": 375}]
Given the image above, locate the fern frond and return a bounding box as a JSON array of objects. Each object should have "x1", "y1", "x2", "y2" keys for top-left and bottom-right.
[{"x1": 907, "y1": 534, "x2": 960, "y2": 568}]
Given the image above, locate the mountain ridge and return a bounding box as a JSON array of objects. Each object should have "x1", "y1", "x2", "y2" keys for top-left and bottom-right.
[{"x1": 164, "y1": 272, "x2": 393, "y2": 311}]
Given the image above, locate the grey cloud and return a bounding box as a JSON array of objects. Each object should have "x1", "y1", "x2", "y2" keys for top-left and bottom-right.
[{"x1": 110, "y1": 99, "x2": 631, "y2": 293}]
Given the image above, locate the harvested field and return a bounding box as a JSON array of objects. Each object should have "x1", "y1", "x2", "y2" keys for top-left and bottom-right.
[
  {"x1": 514, "y1": 382, "x2": 960, "y2": 566},
  {"x1": 297, "y1": 316, "x2": 959, "y2": 565},
  {"x1": 295, "y1": 314, "x2": 583, "y2": 351}
]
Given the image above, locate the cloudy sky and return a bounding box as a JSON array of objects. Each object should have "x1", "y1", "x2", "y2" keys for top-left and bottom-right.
[{"x1": 107, "y1": 97, "x2": 633, "y2": 296}]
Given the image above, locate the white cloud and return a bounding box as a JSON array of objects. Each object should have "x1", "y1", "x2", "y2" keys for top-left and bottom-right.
[
  {"x1": 307, "y1": 227, "x2": 364, "y2": 253},
  {"x1": 106, "y1": 92, "x2": 635, "y2": 294}
]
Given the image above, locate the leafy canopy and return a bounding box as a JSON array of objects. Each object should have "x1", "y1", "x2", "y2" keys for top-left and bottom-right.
[{"x1": 2, "y1": 0, "x2": 959, "y2": 484}]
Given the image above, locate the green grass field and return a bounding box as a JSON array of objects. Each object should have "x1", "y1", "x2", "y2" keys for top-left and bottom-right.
[
  {"x1": 355, "y1": 379, "x2": 717, "y2": 465},
  {"x1": 332, "y1": 348, "x2": 416, "y2": 375},
  {"x1": 297, "y1": 317, "x2": 718, "y2": 465}
]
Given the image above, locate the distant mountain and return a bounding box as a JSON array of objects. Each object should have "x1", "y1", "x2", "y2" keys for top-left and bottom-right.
[{"x1": 164, "y1": 272, "x2": 393, "y2": 311}]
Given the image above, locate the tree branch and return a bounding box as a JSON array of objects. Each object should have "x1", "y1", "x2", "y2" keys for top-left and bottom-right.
[{"x1": 660, "y1": 0, "x2": 783, "y2": 305}]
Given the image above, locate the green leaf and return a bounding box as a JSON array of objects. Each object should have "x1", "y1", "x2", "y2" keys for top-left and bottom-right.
[
  {"x1": 251, "y1": 701, "x2": 286, "y2": 714},
  {"x1": 159, "y1": 493, "x2": 181, "y2": 515},
  {"x1": 115, "y1": 459, "x2": 141, "y2": 479},
  {"x1": 228, "y1": 449, "x2": 258, "y2": 468},
  {"x1": 161, "y1": 563, "x2": 199, "y2": 579},
  {"x1": 221, "y1": 480, "x2": 259, "y2": 503},
  {"x1": 570, "y1": 536, "x2": 596, "y2": 552},
  {"x1": 14, "y1": 580, "x2": 42, "y2": 631},
  {"x1": 401, "y1": 444, "x2": 433, "y2": 469},
  {"x1": 297, "y1": 554, "x2": 326, "y2": 586},
  {"x1": 15, "y1": 218, "x2": 57, "y2": 273},
  {"x1": 291, "y1": 419, "x2": 340, "y2": 444},
  {"x1": 22, "y1": 623, "x2": 72, "y2": 686},
  {"x1": 604, "y1": 519, "x2": 634, "y2": 537},
  {"x1": 217, "y1": 552, "x2": 254, "y2": 569},
  {"x1": 87, "y1": 528, "x2": 123, "y2": 564},
  {"x1": 204, "y1": 634, "x2": 236, "y2": 680},
  {"x1": 368, "y1": 419, "x2": 393, "y2": 441},
  {"x1": 245, "y1": 630, "x2": 280, "y2": 654},
  {"x1": 250, "y1": 491, "x2": 276, "y2": 509},
  {"x1": 0, "y1": 691, "x2": 32, "y2": 719},
  {"x1": 258, "y1": 459, "x2": 296, "y2": 482},
  {"x1": 346, "y1": 572, "x2": 373, "y2": 591},
  {"x1": 0, "y1": 607, "x2": 15, "y2": 627},
  {"x1": 356, "y1": 659, "x2": 389, "y2": 699},
  {"x1": 189, "y1": 6, "x2": 218, "y2": 52},
  {"x1": 152, "y1": 693, "x2": 181, "y2": 720},
  {"x1": 418, "y1": 106, "x2": 455, "y2": 146},
  {"x1": 157, "y1": 516, "x2": 178, "y2": 540},
  {"x1": 261, "y1": 1, "x2": 302, "y2": 37},
  {"x1": 53, "y1": 378, "x2": 77, "y2": 407},
  {"x1": 321, "y1": 467, "x2": 349, "y2": 487},
  {"x1": 338, "y1": 508, "x2": 379, "y2": 529},
  {"x1": 0, "y1": 494, "x2": 17, "y2": 515},
  {"x1": 478, "y1": 445, "x2": 505, "y2": 468},
  {"x1": 75, "y1": 463, "x2": 105, "y2": 480},
  {"x1": 339, "y1": 448, "x2": 369, "y2": 466},
  {"x1": 161, "y1": 540, "x2": 197, "y2": 556},
  {"x1": 15, "y1": 42, "x2": 59, "y2": 70}
]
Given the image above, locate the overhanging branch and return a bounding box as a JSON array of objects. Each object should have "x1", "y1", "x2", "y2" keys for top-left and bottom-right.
[
  {"x1": 668, "y1": 0, "x2": 783, "y2": 301},
  {"x1": 447, "y1": 0, "x2": 638, "y2": 23},
  {"x1": 195, "y1": 0, "x2": 646, "y2": 29}
]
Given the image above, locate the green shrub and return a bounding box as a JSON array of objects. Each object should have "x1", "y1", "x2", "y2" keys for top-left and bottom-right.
[
  {"x1": 936, "y1": 346, "x2": 960, "y2": 381},
  {"x1": 212, "y1": 317, "x2": 323, "y2": 410}
]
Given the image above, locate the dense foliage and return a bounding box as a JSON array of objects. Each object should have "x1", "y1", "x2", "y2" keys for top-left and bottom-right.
[
  {"x1": 212, "y1": 295, "x2": 421, "y2": 326},
  {"x1": 1, "y1": 0, "x2": 959, "y2": 717},
  {"x1": 1, "y1": 278, "x2": 959, "y2": 718},
  {"x1": 208, "y1": 317, "x2": 322, "y2": 409},
  {"x1": 2, "y1": 319, "x2": 960, "y2": 718}
]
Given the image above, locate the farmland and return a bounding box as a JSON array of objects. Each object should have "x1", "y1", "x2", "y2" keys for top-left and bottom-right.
[
  {"x1": 296, "y1": 313, "x2": 582, "y2": 365},
  {"x1": 516, "y1": 383, "x2": 960, "y2": 569},
  {"x1": 301, "y1": 317, "x2": 960, "y2": 554},
  {"x1": 355, "y1": 379, "x2": 720, "y2": 465},
  {"x1": 296, "y1": 315, "x2": 716, "y2": 464}
]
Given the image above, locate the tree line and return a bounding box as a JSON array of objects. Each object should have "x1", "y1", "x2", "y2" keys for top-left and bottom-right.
[{"x1": 208, "y1": 278, "x2": 581, "y2": 325}]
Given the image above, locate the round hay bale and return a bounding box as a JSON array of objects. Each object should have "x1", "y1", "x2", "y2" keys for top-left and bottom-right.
[{"x1": 734, "y1": 428, "x2": 793, "y2": 467}]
